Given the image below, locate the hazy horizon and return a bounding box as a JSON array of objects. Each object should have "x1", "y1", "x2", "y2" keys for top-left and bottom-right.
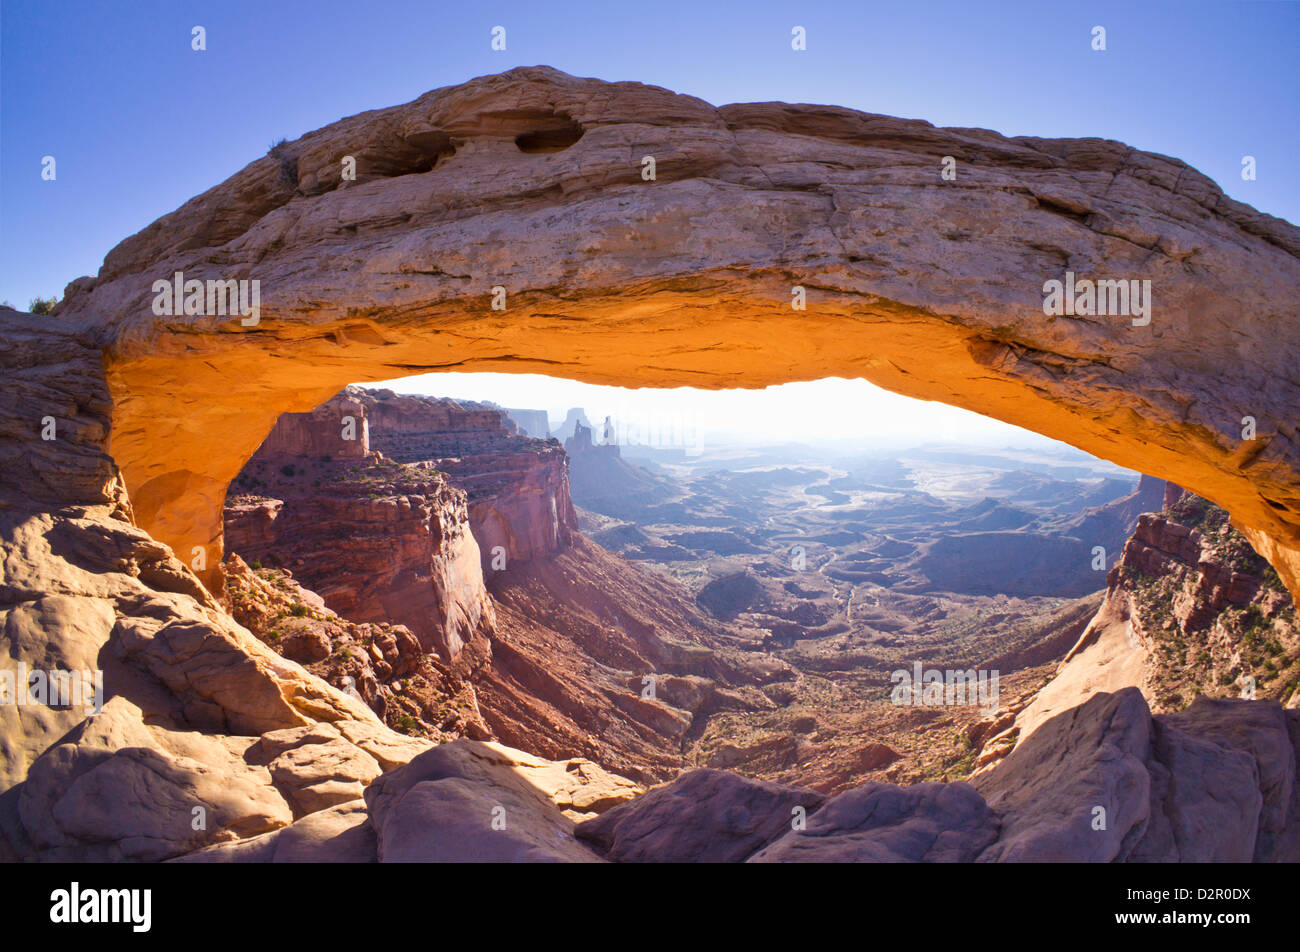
[{"x1": 361, "y1": 372, "x2": 1130, "y2": 463}]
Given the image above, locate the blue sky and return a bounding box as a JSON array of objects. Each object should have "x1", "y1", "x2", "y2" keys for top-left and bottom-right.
[{"x1": 2, "y1": 0, "x2": 1295, "y2": 446}]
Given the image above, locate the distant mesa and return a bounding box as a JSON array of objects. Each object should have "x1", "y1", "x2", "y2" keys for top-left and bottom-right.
[
  {"x1": 506, "y1": 408, "x2": 551, "y2": 440},
  {"x1": 551, "y1": 407, "x2": 596, "y2": 444},
  {"x1": 564, "y1": 419, "x2": 677, "y2": 521}
]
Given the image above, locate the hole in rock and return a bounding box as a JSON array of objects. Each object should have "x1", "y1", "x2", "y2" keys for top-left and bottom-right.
[{"x1": 514, "y1": 117, "x2": 585, "y2": 153}]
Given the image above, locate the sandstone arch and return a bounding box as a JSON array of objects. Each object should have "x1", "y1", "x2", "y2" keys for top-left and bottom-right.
[{"x1": 53, "y1": 66, "x2": 1300, "y2": 599}]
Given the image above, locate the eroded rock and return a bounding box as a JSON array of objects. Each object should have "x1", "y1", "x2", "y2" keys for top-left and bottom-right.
[{"x1": 575, "y1": 768, "x2": 824, "y2": 862}]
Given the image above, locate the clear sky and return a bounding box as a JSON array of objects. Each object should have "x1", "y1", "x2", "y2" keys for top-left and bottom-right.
[{"x1": 3, "y1": 0, "x2": 1296, "y2": 446}]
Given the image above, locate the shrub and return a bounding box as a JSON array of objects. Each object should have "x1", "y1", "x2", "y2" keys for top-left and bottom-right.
[{"x1": 29, "y1": 296, "x2": 59, "y2": 315}]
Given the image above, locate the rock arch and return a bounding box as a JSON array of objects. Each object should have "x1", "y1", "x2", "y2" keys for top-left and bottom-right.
[{"x1": 53, "y1": 66, "x2": 1300, "y2": 599}]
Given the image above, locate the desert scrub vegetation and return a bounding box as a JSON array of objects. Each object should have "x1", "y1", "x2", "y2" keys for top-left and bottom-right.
[{"x1": 393, "y1": 713, "x2": 419, "y2": 735}]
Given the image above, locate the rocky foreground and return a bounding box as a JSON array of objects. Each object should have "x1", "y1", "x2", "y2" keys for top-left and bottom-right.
[{"x1": 180, "y1": 688, "x2": 1300, "y2": 863}]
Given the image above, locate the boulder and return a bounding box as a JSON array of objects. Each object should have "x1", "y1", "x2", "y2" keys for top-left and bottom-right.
[
  {"x1": 172, "y1": 799, "x2": 376, "y2": 863},
  {"x1": 750, "y1": 782, "x2": 998, "y2": 863},
  {"x1": 576, "y1": 768, "x2": 824, "y2": 862},
  {"x1": 364, "y1": 740, "x2": 604, "y2": 862},
  {"x1": 973, "y1": 688, "x2": 1153, "y2": 862},
  {"x1": 16, "y1": 698, "x2": 293, "y2": 862}
]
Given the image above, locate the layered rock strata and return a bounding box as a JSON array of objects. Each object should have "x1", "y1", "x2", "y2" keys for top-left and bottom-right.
[
  {"x1": 224, "y1": 395, "x2": 495, "y2": 662},
  {"x1": 352, "y1": 387, "x2": 577, "y2": 572}
]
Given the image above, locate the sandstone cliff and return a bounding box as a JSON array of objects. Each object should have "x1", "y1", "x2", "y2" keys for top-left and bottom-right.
[
  {"x1": 353, "y1": 387, "x2": 578, "y2": 571},
  {"x1": 223, "y1": 386, "x2": 776, "y2": 783},
  {"x1": 997, "y1": 491, "x2": 1300, "y2": 762},
  {"x1": 224, "y1": 422, "x2": 495, "y2": 663}
]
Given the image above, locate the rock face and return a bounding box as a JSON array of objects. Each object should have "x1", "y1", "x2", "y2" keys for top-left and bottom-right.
[
  {"x1": 221, "y1": 553, "x2": 497, "y2": 742},
  {"x1": 0, "y1": 318, "x2": 439, "y2": 861},
  {"x1": 226, "y1": 386, "x2": 772, "y2": 783},
  {"x1": 974, "y1": 689, "x2": 1300, "y2": 862},
  {"x1": 223, "y1": 392, "x2": 495, "y2": 662},
  {"x1": 353, "y1": 387, "x2": 577, "y2": 571},
  {"x1": 39, "y1": 67, "x2": 1300, "y2": 606},
  {"x1": 1007, "y1": 493, "x2": 1299, "y2": 750}
]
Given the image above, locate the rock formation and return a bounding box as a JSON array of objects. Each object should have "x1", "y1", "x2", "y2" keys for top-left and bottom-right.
[
  {"x1": 0, "y1": 318, "x2": 428, "y2": 859},
  {"x1": 354, "y1": 388, "x2": 577, "y2": 571},
  {"x1": 223, "y1": 402, "x2": 495, "y2": 662},
  {"x1": 1007, "y1": 493, "x2": 1299, "y2": 746},
  {"x1": 222, "y1": 386, "x2": 776, "y2": 783},
  {"x1": 6, "y1": 65, "x2": 1300, "y2": 862},
  {"x1": 576, "y1": 689, "x2": 1300, "y2": 862},
  {"x1": 35, "y1": 66, "x2": 1299, "y2": 606},
  {"x1": 564, "y1": 420, "x2": 676, "y2": 520},
  {"x1": 552, "y1": 408, "x2": 596, "y2": 444}
]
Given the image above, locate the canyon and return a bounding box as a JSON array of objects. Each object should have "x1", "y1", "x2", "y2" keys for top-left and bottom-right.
[
  {"x1": 221, "y1": 388, "x2": 778, "y2": 783},
  {"x1": 2, "y1": 66, "x2": 1299, "y2": 863}
]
